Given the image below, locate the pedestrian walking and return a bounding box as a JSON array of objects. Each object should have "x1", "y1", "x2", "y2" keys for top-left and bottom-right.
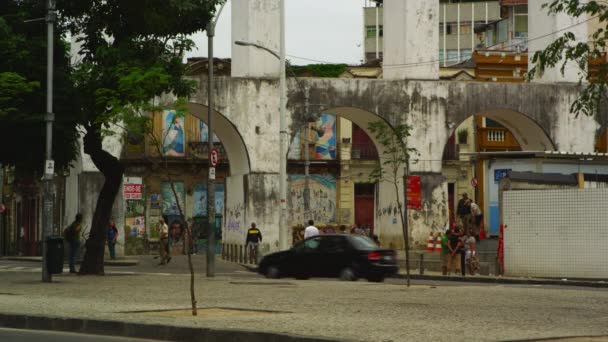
[
  {"x1": 457, "y1": 193, "x2": 471, "y2": 234},
  {"x1": 107, "y1": 220, "x2": 118, "y2": 260},
  {"x1": 158, "y1": 218, "x2": 171, "y2": 265},
  {"x1": 63, "y1": 213, "x2": 82, "y2": 273},
  {"x1": 441, "y1": 229, "x2": 451, "y2": 275},
  {"x1": 463, "y1": 230, "x2": 478, "y2": 275},
  {"x1": 447, "y1": 228, "x2": 462, "y2": 275},
  {"x1": 245, "y1": 222, "x2": 263, "y2": 264},
  {"x1": 304, "y1": 220, "x2": 319, "y2": 239}
]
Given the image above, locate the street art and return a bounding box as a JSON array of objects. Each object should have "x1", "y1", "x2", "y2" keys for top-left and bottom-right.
[
  {"x1": 161, "y1": 181, "x2": 185, "y2": 216},
  {"x1": 125, "y1": 216, "x2": 145, "y2": 237},
  {"x1": 314, "y1": 114, "x2": 336, "y2": 160},
  {"x1": 200, "y1": 121, "x2": 220, "y2": 143},
  {"x1": 288, "y1": 174, "x2": 336, "y2": 226},
  {"x1": 162, "y1": 110, "x2": 185, "y2": 157},
  {"x1": 193, "y1": 184, "x2": 225, "y2": 217}
]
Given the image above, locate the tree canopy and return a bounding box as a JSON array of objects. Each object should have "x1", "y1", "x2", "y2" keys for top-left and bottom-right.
[
  {"x1": 0, "y1": 0, "x2": 79, "y2": 175},
  {"x1": 529, "y1": 0, "x2": 608, "y2": 116}
]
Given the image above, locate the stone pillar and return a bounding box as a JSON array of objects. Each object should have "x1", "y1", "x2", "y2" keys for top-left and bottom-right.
[
  {"x1": 528, "y1": 2, "x2": 588, "y2": 83},
  {"x1": 383, "y1": 0, "x2": 439, "y2": 80},
  {"x1": 231, "y1": 0, "x2": 281, "y2": 77}
]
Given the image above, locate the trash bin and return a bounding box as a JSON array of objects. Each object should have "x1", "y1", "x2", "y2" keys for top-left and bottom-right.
[{"x1": 46, "y1": 236, "x2": 64, "y2": 274}]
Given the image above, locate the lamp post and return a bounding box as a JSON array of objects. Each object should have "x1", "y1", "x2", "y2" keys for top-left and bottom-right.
[{"x1": 205, "y1": 2, "x2": 226, "y2": 277}]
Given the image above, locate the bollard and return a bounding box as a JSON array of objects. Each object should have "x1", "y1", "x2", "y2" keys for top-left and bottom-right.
[
  {"x1": 231, "y1": 244, "x2": 235, "y2": 262},
  {"x1": 419, "y1": 252, "x2": 425, "y2": 275},
  {"x1": 238, "y1": 245, "x2": 243, "y2": 263},
  {"x1": 244, "y1": 245, "x2": 249, "y2": 264},
  {"x1": 229, "y1": 244, "x2": 234, "y2": 262}
]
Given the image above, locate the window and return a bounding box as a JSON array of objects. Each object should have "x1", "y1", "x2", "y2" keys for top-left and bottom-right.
[
  {"x1": 513, "y1": 5, "x2": 528, "y2": 38},
  {"x1": 349, "y1": 235, "x2": 379, "y2": 250},
  {"x1": 366, "y1": 25, "x2": 383, "y2": 38}
]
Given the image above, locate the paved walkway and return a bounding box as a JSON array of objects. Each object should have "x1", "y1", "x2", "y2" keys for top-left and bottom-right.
[{"x1": 1, "y1": 259, "x2": 608, "y2": 341}]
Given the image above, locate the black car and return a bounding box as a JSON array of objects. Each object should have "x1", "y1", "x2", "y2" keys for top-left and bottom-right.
[{"x1": 258, "y1": 234, "x2": 398, "y2": 282}]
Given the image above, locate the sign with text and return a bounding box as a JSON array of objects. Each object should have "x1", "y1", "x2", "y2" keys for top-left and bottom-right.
[
  {"x1": 494, "y1": 169, "x2": 511, "y2": 184},
  {"x1": 210, "y1": 148, "x2": 219, "y2": 168},
  {"x1": 123, "y1": 177, "x2": 143, "y2": 200},
  {"x1": 406, "y1": 176, "x2": 422, "y2": 210}
]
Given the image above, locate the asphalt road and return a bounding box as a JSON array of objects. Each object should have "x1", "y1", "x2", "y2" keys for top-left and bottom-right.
[{"x1": 0, "y1": 327, "x2": 160, "y2": 342}]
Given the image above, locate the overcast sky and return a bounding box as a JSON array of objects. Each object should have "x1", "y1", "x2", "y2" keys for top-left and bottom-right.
[{"x1": 186, "y1": 0, "x2": 365, "y2": 65}]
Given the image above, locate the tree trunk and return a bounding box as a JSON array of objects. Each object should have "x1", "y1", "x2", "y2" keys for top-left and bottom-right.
[
  {"x1": 394, "y1": 180, "x2": 410, "y2": 287},
  {"x1": 79, "y1": 124, "x2": 125, "y2": 275}
]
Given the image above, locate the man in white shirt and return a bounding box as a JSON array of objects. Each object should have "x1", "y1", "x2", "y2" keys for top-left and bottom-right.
[
  {"x1": 468, "y1": 200, "x2": 483, "y2": 238},
  {"x1": 303, "y1": 220, "x2": 319, "y2": 239},
  {"x1": 158, "y1": 218, "x2": 171, "y2": 265}
]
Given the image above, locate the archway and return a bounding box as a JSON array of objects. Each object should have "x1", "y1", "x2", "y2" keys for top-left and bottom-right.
[{"x1": 442, "y1": 109, "x2": 557, "y2": 237}]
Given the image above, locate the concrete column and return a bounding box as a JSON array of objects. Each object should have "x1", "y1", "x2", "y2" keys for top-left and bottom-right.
[
  {"x1": 528, "y1": 2, "x2": 588, "y2": 83},
  {"x1": 383, "y1": 0, "x2": 439, "y2": 80},
  {"x1": 231, "y1": 0, "x2": 281, "y2": 77}
]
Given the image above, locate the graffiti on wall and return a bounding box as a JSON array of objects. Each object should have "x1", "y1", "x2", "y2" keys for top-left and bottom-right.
[
  {"x1": 162, "y1": 110, "x2": 185, "y2": 157},
  {"x1": 161, "y1": 181, "x2": 185, "y2": 216},
  {"x1": 193, "y1": 184, "x2": 225, "y2": 217},
  {"x1": 225, "y1": 202, "x2": 245, "y2": 233},
  {"x1": 288, "y1": 174, "x2": 336, "y2": 226},
  {"x1": 314, "y1": 114, "x2": 336, "y2": 160}
]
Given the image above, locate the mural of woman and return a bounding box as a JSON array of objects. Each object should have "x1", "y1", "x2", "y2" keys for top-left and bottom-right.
[
  {"x1": 314, "y1": 114, "x2": 336, "y2": 160},
  {"x1": 163, "y1": 110, "x2": 185, "y2": 156}
]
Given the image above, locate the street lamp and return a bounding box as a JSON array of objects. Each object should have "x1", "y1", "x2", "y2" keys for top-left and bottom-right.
[{"x1": 205, "y1": 1, "x2": 227, "y2": 277}]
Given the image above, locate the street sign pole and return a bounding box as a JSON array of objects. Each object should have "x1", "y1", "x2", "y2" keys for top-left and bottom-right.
[{"x1": 42, "y1": 0, "x2": 56, "y2": 283}]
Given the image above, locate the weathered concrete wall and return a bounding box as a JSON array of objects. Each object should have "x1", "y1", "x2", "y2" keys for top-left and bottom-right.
[
  {"x1": 244, "y1": 173, "x2": 279, "y2": 256},
  {"x1": 224, "y1": 175, "x2": 246, "y2": 245},
  {"x1": 231, "y1": 0, "x2": 280, "y2": 78},
  {"x1": 383, "y1": 0, "x2": 439, "y2": 80},
  {"x1": 193, "y1": 77, "x2": 608, "y2": 248}
]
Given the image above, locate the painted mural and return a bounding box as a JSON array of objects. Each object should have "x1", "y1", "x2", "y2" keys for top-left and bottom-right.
[
  {"x1": 200, "y1": 121, "x2": 220, "y2": 143},
  {"x1": 162, "y1": 110, "x2": 185, "y2": 157},
  {"x1": 287, "y1": 134, "x2": 301, "y2": 160},
  {"x1": 314, "y1": 114, "x2": 336, "y2": 160},
  {"x1": 125, "y1": 216, "x2": 145, "y2": 237},
  {"x1": 288, "y1": 174, "x2": 337, "y2": 227},
  {"x1": 193, "y1": 184, "x2": 225, "y2": 217},
  {"x1": 161, "y1": 181, "x2": 185, "y2": 216}
]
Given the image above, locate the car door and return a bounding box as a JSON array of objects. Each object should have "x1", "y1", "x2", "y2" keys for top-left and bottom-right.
[
  {"x1": 293, "y1": 236, "x2": 323, "y2": 278},
  {"x1": 318, "y1": 236, "x2": 350, "y2": 277}
]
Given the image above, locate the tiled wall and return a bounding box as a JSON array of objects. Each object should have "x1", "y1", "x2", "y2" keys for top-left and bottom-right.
[{"x1": 503, "y1": 188, "x2": 608, "y2": 279}]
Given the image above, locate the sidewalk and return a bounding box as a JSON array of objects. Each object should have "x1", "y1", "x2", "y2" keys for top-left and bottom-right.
[
  {"x1": 0, "y1": 256, "x2": 139, "y2": 267},
  {"x1": 1, "y1": 260, "x2": 608, "y2": 342}
]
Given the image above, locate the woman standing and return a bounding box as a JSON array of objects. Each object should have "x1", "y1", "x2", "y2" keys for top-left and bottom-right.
[{"x1": 107, "y1": 220, "x2": 118, "y2": 260}]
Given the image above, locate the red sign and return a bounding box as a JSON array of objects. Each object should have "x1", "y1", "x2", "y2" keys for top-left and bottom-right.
[
  {"x1": 406, "y1": 176, "x2": 422, "y2": 210},
  {"x1": 123, "y1": 177, "x2": 143, "y2": 200},
  {"x1": 471, "y1": 177, "x2": 478, "y2": 188},
  {"x1": 209, "y1": 148, "x2": 219, "y2": 168},
  {"x1": 0, "y1": 204, "x2": 6, "y2": 214}
]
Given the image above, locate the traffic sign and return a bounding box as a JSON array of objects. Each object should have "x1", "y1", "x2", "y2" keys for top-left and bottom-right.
[
  {"x1": 209, "y1": 167, "x2": 216, "y2": 180},
  {"x1": 471, "y1": 177, "x2": 478, "y2": 188},
  {"x1": 209, "y1": 148, "x2": 219, "y2": 168},
  {"x1": 0, "y1": 203, "x2": 5, "y2": 214}
]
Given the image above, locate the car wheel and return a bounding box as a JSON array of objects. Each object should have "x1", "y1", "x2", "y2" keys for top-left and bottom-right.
[
  {"x1": 294, "y1": 274, "x2": 310, "y2": 280},
  {"x1": 265, "y1": 265, "x2": 280, "y2": 279},
  {"x1": 367, "y1": 275, "x2": 385, "y2": 283},
  {"x1": 339, "y1": 267, "x2": 357, "y2": 281}
]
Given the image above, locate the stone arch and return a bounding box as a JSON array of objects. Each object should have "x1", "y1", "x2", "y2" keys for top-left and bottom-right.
[{"x1": 186, "y1": 103, "x2": 251, "y2": 176}]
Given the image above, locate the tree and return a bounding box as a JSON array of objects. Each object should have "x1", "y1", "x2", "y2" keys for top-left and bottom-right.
[
  {"x1": 56, "y1": 0, "x2": 223, "y2": 274},
  {"x1": 368, "y1": 121, "x2": 418, "y2": 287},
  {"x1": 0, "y1": 1, "x2": 79, "y2": 175},
  {"x1": 529, "y1": 0, "x2": 608, "y2": 116}
]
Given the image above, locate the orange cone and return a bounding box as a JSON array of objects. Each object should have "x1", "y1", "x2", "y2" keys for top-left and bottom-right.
[
  {"x1": 434, "y1": 233, "x2": 442, "y2": 253},
  {"x1": 426, "y1": 233, "x2": 434, "y2": 252}
]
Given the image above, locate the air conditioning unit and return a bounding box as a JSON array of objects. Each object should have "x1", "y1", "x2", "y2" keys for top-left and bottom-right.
[{"x1": 352, "y1": 149, "x2": 361, "y2": 159}]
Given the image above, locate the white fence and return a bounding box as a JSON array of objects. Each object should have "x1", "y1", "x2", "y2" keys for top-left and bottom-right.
[{"x1": 503, "y1": 188, "x2": 608, "y2": 279}]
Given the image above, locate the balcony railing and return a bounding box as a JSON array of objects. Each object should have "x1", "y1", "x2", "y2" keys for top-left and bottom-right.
[{"x1": 478, "y1": 127, "x2": 520, "y2": 150}]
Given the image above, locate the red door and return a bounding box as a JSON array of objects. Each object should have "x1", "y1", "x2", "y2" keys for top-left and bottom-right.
[{"x1": 355, "y1": 195, "x2": 375, "y2": 234}]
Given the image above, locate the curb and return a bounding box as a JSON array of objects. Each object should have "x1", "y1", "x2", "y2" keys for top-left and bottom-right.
[
  {"x1": 394, "y1": 273, "x2": 608, "y2": 288},
  {"x1": 0, "y1": 313, "x2": 347, "y2": 342},
  {"x1": 0, "y1": 257, "x2": 139, "y2": 267}
]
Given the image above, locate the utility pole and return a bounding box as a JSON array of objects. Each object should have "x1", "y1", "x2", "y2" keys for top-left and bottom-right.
[
  {"x1": 42, "y1": 0, "x2": 56, "y2": 283},
  {"x1": 205, "y1": 2, "x2": 226, "y2": 277},
  {"x1": 278, "y1": 0, "x2": 288, "y2": 250},
  {"x1": 303, "y1": 88, "x2": 310, "y2": 214}
]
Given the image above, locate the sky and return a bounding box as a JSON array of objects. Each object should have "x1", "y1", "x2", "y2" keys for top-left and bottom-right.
[{"x1": 186, "y1": 0, "x2": 365, "y2": 66}]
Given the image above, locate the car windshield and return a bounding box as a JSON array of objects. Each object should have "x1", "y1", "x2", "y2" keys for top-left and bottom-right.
[{"x1": 349, "y1": 235, "x2": 378, "y2": 250}]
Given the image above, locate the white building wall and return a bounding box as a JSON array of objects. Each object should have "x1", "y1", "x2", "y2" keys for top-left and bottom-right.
[
  {"x1": 383, "y1": 0, "x2": 439, "y2": 80},
  {"x1": 503, "y1": 188, "x2": 608, "y2": 279},
  {"x1": 528, "y1": 2, "x2": 588, "y2": 83}
]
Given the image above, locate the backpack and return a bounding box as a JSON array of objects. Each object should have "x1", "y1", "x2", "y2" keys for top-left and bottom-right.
[{"x1": 63, "y1": 223, "x2": 75, "y2": 242}]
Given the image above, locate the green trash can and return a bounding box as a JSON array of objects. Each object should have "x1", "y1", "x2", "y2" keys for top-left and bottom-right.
[{"x1": 46, "y1": 236, "x2": 64, "y2": 274}]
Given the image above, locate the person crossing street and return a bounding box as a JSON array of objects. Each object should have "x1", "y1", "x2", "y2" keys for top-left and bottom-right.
[{"x1": 245, "y1": 223, "x2": 263, "y2": 264}]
